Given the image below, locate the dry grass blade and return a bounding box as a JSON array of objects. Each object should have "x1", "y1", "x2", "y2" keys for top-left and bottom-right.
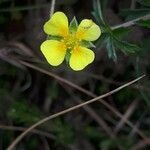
[
  {"x1": 132, "y1": 138, "x2": 150, "y2": 150},
  {"x1": 114, "y1": 100, "x2": 138, "y2": 133},
  {"x1": 18, "y1": 60, "x2": 147, "y2": 140},
  {"x1": 19, "y1": 60, "x2": 95, "y2": 97},
  {"x1": 0, "y1": 125, "x2": 55, "y2": 139},
  {"x1": 111, "y1": 14, "x2": 150, "y2": 29},
  {"x1": 100, "y1": 100, "x2": 147, "y2": 140},
  {"x1": 50, "y1": 0, "x2": 56, "y2": 17},
  {"x1": 7, "y1": 75, "x2": 145, "y2": 150},
  {"x1": 65, "y1": 87, "x2": 114, "y2": 138},
  {"x1": 85, "y1": 72, "x2": 150, "y2": 91}
]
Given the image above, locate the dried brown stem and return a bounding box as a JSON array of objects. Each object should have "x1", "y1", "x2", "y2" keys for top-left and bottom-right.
[
  {"x1": 50, "y1": 0, "x2": 56, "y2": 17},
  {"x1": 0, "y1": 125, "x2": 55, "y2": 139},
  {"x1": 112, "y1": 14, "x2": 150, "y2": 29},
  {"x1": 7, "y1": 75, "x2": 145, "y2": 150},
  {"x1": 17, "y1": 60, "x2": 148, "y2": 141}
]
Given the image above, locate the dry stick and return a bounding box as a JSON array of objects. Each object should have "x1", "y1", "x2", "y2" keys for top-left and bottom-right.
[
  {"x1": 129, "y1": 110, "x2": 147, "y2": 138},
  {"x1": 50, "y1": 0, "x2": 56, "y2": 17},
  {"x1": 84, "y1": 72, "x2": 150, "y2": 91},
  {"x1": 61, "y1": 85, "x2": 126, "y2": 150},
  {"x1": 0, "y1": 125, "x2": 55, "y2": 140},
  {"x1": 100, "y1": 100, "x2": 146, "y2": 139},
  {"x1": 114, "y1": 100, "x2": 138, "y2": 133},
  {"x1": 20, "y1": 61, "x2": 148, "y2": 136},
  {"x1": 64, "y1": 86, "x2": 114, "y2": 138},
  {"x1": 132, "y1": 138, "x2": 150, "y2": 150},
  {"x1": 20, "y1": 60, "x2": 95, "y2": 97},
  {"x1": 7, "y1": 75, "x2": 145, "y2": 150},
  {"x1": 111, "y1": 14, "x2": 150, "y2": 30},
  {"x1": 18, "y1": 60, "x2": 147, "y2": 140}
]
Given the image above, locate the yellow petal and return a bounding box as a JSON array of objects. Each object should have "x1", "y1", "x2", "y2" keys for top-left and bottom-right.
[
  {"x1": 44, "y1": 12, "x2": 69, "y2": 37},
  {"x1": 40, "y1": 40, "x2": 66, "y2": 66},
  {"x1": 69, "y1": 46, "x2": 95, "y2": 71},
  {"x1": 76, "y1": 19, "x2": 101, "y2": 41}
]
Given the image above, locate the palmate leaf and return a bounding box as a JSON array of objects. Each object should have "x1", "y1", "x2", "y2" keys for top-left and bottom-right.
[
  {"x1": 95, "y1": 33, "x2": 108, "y2": 48},
  {"x1": 92, "y1": 0, "x2": 141, "y2": 61},
  {"x1": 104, "y1": 27, "x2": 140, "y2": 61},
  {"x1": 92, "y1": 0, "x2": 105, "y2": 26},
  {"x1": 112, "y1": 27, "x2": 130, "y2": 39},
  {"x1": 106, "y1": 36, "x2": 117, "y2": 62},
  {"x1": 114, "y1": 38, "x2": 140, "y2": 54},
  {"x1": 136, "y1": 19, "x2": 150, "y2": 28}
]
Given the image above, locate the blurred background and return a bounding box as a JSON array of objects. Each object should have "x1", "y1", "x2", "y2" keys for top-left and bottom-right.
[{"x1": 0, "y1": 0, "x2": 150, "y2": 149}]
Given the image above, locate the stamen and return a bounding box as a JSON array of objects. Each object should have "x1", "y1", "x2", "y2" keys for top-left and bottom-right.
[{"x1": 63, "y1": 33, "x2": 79, "y2": 49}]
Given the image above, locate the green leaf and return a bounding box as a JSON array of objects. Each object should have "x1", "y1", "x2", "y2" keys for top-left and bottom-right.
[
  {"x1": 47, "y1": 35, "x2": 62, "y2": 41},
  {"x1": 69, "y1": 17, "x2": 78, "y2": 33},
  {"x1": 112, "y1": 27, "x2": 130, "y2": 39},
  {"x1": 106, "y1": 36, "x2": 117, "y2": 61},
  {"x1": 92, "y1": 0, "x2": 105, "y2": 25},
  {"x1": 95, "y1": 33, "x2": 108, "y2": 47},
  {"x1": 65, "y1": 50, "x2": 71, "y2": 62},
  {"x1": 80, "y1": 40, "x2": 96, "y2": 48},
  {"x1": 120, "y1": 9, "x2": 150, "y2": 20},
  {"x1": 137, "y1": 0, "x2": 150, "y2": 7},
  {"x1": 50, "y1": 119, "x2": 74, "y2": 144},
  {"x1": 136, "y1": 19, "x2": 150, "y2": 28},
  {"x1": 114, "y1": 39, "x2": 140, "y2": 54},
  {"x1": 7, "y1": 100, "x2": 41, "y2": 125}
]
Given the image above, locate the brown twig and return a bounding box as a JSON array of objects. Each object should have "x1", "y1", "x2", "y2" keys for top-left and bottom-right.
[
  {"x1": 0, "y1": 125, "x2": 55, "y2": 140},
  {"x1": 50, "y1": 0, "x2": 56, "y2": 17},
  {"x1": 64, "y1": 86, "x2": 114, "y2": 138},
  {"x1": 132, "y1": 138, "x2": 150, "y2": 150},
  {"x1": 114, "y1": 100, "x2": 138, "y2": 133},
  {"x1": 7, "y1": 75, "x2": 145, "y2": 150},
  {"x1": 111, "y1": 14, "x2": 150, "y2": 29},
  {"x1": 84, "y1": 72, "x2": 150, "y2": 91},
  {"x1": 100, "y1": 100, "x2": 146, "y2": 140},
  {"x1": 17, "y1": 60, "x2": 148, "y2": 140},
  {"x1": 19, "y1": 60, "x2": 95, "y2": 97}
]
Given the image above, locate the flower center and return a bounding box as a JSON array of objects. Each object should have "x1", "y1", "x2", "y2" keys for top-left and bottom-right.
[{"x1": 63, "y1": 34, "x2": 79, "y2": 49}]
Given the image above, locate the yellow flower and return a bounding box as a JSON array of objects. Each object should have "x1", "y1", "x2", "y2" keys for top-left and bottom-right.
[{"x1": 40, "y1": 12, "x2": 101, "y2": 71}]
